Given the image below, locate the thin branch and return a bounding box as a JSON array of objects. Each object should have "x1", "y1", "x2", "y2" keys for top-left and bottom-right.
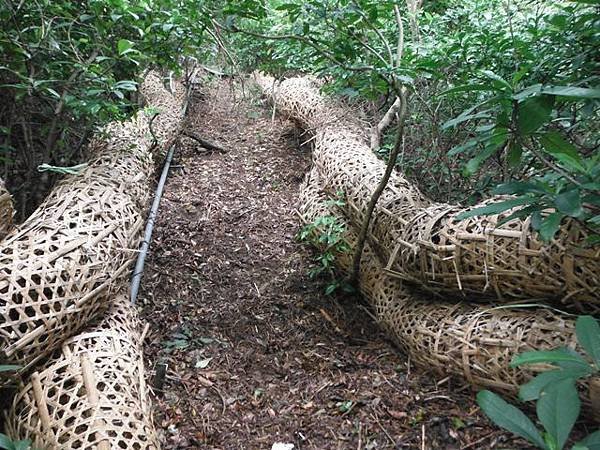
[
  {"x1": 370, "y1": 97, "x2": 401, "y2": 150},
  {"x1": 184, "y1": 131, "x2": 227, "y2": 153},
  {"x1": 352, "y1": 2, "x2": 394, "y2": 67},
  {"x1": 222, "y1": 23, "x2": 376, "y2": 74},
  {"x1": 394, "y1": 5, "x2": 404, "y2": 68},
  {"x1": 350, "y1": 87, "x2": 408, "y2": 283},
  {"x1": 350, "y1": 4, "x2": 409, "y2": 282},
  {"x1": 525, "y1": 139, "x2": 588, "y2": 191}
]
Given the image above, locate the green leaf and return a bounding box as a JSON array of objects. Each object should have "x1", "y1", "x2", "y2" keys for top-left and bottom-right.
[
  {"x1": 493, "y1": 181, "x2": 548, "y2": 195},
  {"x1": 540, "y1": 86, "x2": 600, "y2": 99},
  {"x1": 539, "y1": 212, "x2": 564, "y2": 241},
  {"x1": 519, "y1": 368, "x2": 592, "y2": 402},
  {"x1": 514, "y1": 85, "x2": 600, "y2": 100},
  {"x1": 511, "y1": 348, "x2": 588, "y2": 369},
  {"x1": 554, "y1": 190, "x2": 583, "y2": 217},
  {"x1": 576, "y1": 316, "x2": 600, "y2": 367},
  {"x1": 537, "y1": 379, "x2": 580, "y2": 450},
  {"x1": 464, "y1": 143, "x2": 499, "y2": 175},
  {"x1": 117, "y1": 39, "x2": 133, "y2": 55},
  {"x1": 457, "y1": 196, "x2": 532, "y2": 220},
  {"x1": 480, "y1": 70, "x2": 513, "y2": 91},
  {"x1": 517, "y1": 95, "x2": 554, "y2": 135},
  {"x1": 440, "y1": 83, "x2": 496, "y2": 96},
  {"x1": 506, "y1": 140, "x2": 523, "y2": 167},
  {"x1": 0, "y1": 434, "x2": 12, "y2": 450},
  {"x1": 477, "y1": 391, "x2": 547, "y2": 449},
  {"x1": 0, "y1": 434, "x2": 31, "y2": 450},
  {"x1": 574, "y1": 430, "x2": 600, "y2": 450},
  {"x1": 0, "y1": 364, "x2": 20, "y2": 372},
  {"x1": 538, "y1": 132, "x2": 586, "y2": 174},
  {"x1": 442, "y1": 110, "x2": 491, "y2": 129}
]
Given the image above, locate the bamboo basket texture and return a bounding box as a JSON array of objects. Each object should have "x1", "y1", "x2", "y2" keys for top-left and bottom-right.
[
  {"x1": 6, "y1": 293, "x2": 159, "y2": 449},
  {"x1": 299, "y1": 168, "x2": 598, "y2": 407},
  {"x1": 0, "y1": 177, "x2": 13, "y2": 240},
  {"x1": 0, "y1": 71, "x2": 185, "y2": 369},
  {"x1": 261, "y1": 75, "x2": 600, "y2": 312}
]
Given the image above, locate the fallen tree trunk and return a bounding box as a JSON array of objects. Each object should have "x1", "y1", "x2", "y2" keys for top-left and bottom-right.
[
  {"x1": 259, "y1": 74, "x2": 599, "y2": 312},
  {"x1": 0, "y1": 178, "x2": 13, "y2": 240},
  {"x1": 0, "y1": 71, "x2": 185, "y2": 369},
  {"x1": 299, "y1": 168, "x2": 598, "y2": 409}
]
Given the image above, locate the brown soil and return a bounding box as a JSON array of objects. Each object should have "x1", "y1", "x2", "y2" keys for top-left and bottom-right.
[{"x1": 139, "y1": 78, "x2": 528, "y2": 450}]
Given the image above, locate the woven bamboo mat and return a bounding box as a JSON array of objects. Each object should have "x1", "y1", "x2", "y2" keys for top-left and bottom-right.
[
  {"x1": 262, "y1": 75, "x2": 600, "y2": 312},
  {"x1": 299, "y1": 168, "x2": 597, "y2": 412},
  {"x1": 6, "y1": 293, "x2": 159, "y2": 449}
]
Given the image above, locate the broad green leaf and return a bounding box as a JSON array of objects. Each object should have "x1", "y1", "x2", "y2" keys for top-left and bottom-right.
[
  {"x1": 538, "y1": 132, "x2": 586, "y2": 173},
  {"x1": 540, "y1": 86, "x2": 600, "y2": 99},
  {"x1": 477, "y1": 391, "x2": 547, "y2": 449},
  {"x1": 0, "y1": 433, "x2": 13, "y2": 449},
  {"x1": 448, "y1": 138, "x2": 480, "y2": 156},
  {"x1": 0, "y1": 364, "x2": 20, "y2": 372},
  {"x1": 464, "y1": 140, "x2": 504, "y2": 176},
  {"x1": 440, "y1": 84, "x2": 496, "y2": 96},
  {"x1": 539, "y1": 212, "x2": 564, "y2": 241},
  {"x1": 506, "y1": 141, "x2": 523, "y2": 167},
  {"x1": 457, "y1": 196, "x2": 532, "y2": 220},
  {"x1": 511, "y1": 348, "x2": 588, "y2": 369},
  {"x1": 517, "y1": 95, "x2": 554, "y2": 135},
  {"x1": 554, "y1": 190, "x2": 583, "y2": 217},
  {"x1": 514, "y1": 85, "x2": 600, "y2": 100},
  {"x1": 576, "y1": 316, "x2": 600, "y2": 366},
  {"x1": 493, "y1": 181, "x2": 548, "y2": 195},
  {"x1": 442, "y1": 110, "x2": 491, "y2": 129},
  {"x1": 574, "y1": 430, "x2": 600, "y2": 450},
  {"x1": 480, "y1": 70, "x2": 513, "y2": 91},
  {"x1": 537, "y1": 379, "x2": 580, "y2": 450},
  {"x1": 498, "y1": 204, "x2": 544, "y2": 227},
  {"x1": 13, "y1": 440, "x2": 31, "y2": 450},
  {"x1": 117, "y1": 39, "x2": 133, "y2": 55},
  {"x1": 519, "y1": 368, "x2": 592, "y2": 401}
]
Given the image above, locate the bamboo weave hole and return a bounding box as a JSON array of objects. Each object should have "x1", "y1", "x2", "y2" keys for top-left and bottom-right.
[
  {"x1": 3, "y1": 70, "x2": 186, "y2": 448},
  {"x1": 257, "y1": 73, "x2": 599, "y2": 312},
  {"x1": 300, "y1": 168, "x2": 596, "y2": 411}
]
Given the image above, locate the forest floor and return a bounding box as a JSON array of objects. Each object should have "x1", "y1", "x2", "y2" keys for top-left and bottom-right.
[{"x1": 138, "y1": 77, "x2": 528, "y2": 450}]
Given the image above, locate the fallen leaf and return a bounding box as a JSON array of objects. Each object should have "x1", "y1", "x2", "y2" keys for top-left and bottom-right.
[{"x1": 195, "y1": 357, "x2": 212, "y2": 369}]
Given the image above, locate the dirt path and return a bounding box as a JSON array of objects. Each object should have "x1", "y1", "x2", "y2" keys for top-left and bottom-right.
[{"x1": 139, "y1": 79, "x2": 525, "y2": 450}]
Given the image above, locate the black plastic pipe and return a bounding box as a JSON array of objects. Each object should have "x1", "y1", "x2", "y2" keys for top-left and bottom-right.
[{"x1": 130, "y1": 144, "x2": 175, "y2": 304}]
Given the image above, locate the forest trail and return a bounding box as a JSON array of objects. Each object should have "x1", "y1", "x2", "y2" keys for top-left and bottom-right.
[{"x1": 138, "y1": 79, "x2": 523, "y2": 450}]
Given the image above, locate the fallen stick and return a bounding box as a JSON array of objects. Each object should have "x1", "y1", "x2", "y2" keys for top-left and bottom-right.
[{"x1": 184, "y1": 131, "x2": 228, "y2": 153}]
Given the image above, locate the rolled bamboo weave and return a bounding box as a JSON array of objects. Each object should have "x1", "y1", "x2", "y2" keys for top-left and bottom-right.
[
  {"x1": 299, "y1": 168, "x2": 597, "y2": 405},
  {"x1": 263, "y1": 75, "x2": 600, "y2": 311},
  {"x1": 0, "y1": 71, "x2": 185, "y2": 369},
  {"x1": 6, "y1": 293, "x2": 159, "y2": 449},
  {"x1": 0, "y1": 177, "x2": 13, "y2": 240}
]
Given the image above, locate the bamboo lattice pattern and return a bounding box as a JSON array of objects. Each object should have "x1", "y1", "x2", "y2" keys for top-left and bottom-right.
[
  {"x1": 6, "y1": 293, "x2": 159, "y2": 449},
  {"x1": 299, "y1": 168, "x2": 598, "y2": 407},
  {"x1": 263, "y1": 75, "x2": 599, "y2": 312},
  {"x1": 0, "y1": 71, "x2": 185, "y2": 369}
]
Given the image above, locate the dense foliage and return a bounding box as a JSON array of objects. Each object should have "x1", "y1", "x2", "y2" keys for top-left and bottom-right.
[
  {"x1": 0, "y1": 0, "x2": 214, "y2": 216},
  {"x1": 223, "y1": 0, "x2": 599, "y2": 242},
  {"x1": 478, "y1": 315, "x2": 600, "y2": 450}
]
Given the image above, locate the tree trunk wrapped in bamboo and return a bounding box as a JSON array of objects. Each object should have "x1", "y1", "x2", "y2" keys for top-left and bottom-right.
[
  {"x1": 0, "y1": 71, "x2": 185, "y2": 369},
  {"x1": 299, "y1": 168, "x2": 598, "y2": 408},
  {"x1": 5, "y1": 292, "x2": 159, "y2": 449},
  {"x1": 259, "y1": 74, "x2": 599, "y2": 312},
  {"x1": 0, "y1": 177, "x2": 13, "y2": 240}
]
